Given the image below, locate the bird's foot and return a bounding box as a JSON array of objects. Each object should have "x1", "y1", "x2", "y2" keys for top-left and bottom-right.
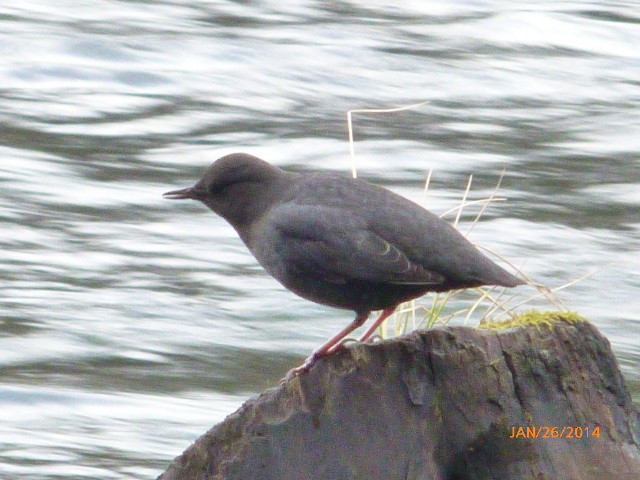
[
  {"x1": 363, "y1": 334, "x2": 382, "y2": 344},
  {"x1": 326, "y1": 337, "x2": 358, "y2": 354},
  {"x1": 282, "y1": 350, "x2": 326, "y2": 382},
  {"x1": 282, "y1": 336, "x2": 361, "y2": 383}
]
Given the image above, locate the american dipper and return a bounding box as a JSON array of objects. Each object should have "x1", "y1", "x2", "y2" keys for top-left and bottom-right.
[{"x1": 164, "y1": 153, "x2": 523, "y2": 373}]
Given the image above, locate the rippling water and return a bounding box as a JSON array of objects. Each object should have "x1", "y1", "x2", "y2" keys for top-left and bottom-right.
[{"x1": 1, "y1": 1, "x2": 639, "y2": 478}]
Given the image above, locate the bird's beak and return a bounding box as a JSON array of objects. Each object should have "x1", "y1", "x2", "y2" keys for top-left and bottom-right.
[{"x1": 163, "y1": 186, "x2": 200, "y2": 200}]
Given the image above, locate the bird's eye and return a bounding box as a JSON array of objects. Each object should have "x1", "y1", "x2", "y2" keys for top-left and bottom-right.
[
  {"x1": 208, "y1": 179, "x2": 237, "y2": 194},
  {"x1": 207, "y1": 183, "x2": 222, "y2": 194}
]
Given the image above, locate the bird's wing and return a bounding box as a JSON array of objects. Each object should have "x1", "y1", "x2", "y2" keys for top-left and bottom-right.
[{"x1": 268, "y1": 204, "x2": 445, "y2": 286}]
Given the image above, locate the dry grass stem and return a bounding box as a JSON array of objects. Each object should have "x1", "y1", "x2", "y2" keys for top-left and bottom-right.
[{"x1": 347, "y1": 100, "x2": 430, "y2": 178}]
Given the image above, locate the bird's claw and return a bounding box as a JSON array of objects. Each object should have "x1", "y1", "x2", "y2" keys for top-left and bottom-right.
[
  {"x1": 283, "y1": 336, "x2": 368, "y2": 383},
  {"x1": 363, "y1": 334, "x2": 382, "y2": 344},
  {"x1": 283, "y1": 341, "x2": 347, "y2": 381},
  {"x1": 326, "y1": 337, "x2": 357, "y2": 354},
  {"x1": 282, "y1": 353, "x2": 319, "y2": 382}
]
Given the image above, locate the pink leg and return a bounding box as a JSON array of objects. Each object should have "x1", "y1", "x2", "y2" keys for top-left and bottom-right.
[
  {"x1": 326, "y1": 307, "x2": 398, "y2": 354},
  {"x1": 287, "y1": 311, "x2": 369, "y2": 377},
  {"x1": 356, "y1": 307, "x2": 397, "y2": 343}
]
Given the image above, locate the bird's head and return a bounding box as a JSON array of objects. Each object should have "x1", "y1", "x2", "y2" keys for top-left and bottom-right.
[{"x1": 164, "y1": 153, "x2": 288, "y2": 228}]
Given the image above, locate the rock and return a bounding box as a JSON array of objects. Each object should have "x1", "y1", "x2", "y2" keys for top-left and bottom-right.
[{"x1": 158, "y1": 320, "x2": 640, "y2": 480}]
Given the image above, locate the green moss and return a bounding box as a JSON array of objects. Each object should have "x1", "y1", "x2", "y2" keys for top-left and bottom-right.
[{"x1": 480, "y1": 310, "x2": 586, "y2": 332}]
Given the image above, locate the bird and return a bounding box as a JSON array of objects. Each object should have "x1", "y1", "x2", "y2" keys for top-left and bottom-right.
[{"x1": 163, "y1": 153, "x2": 524, "y2": 374}]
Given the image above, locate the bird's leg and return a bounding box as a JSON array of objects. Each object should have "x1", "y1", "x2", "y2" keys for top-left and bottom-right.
[
  {"x1": 355, "y1": 306, "x2": 397, "y2": 344},
  {"x1": 327, "y1": 306, "x2": 398, "y2": 354},
  {"x1": 285, "y1": 311, "x2": 369, "y2": 379}
]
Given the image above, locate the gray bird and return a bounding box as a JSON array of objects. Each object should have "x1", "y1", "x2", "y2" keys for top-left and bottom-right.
[{"x1": 164, "y1": 153, "x2": 523, "y2": 373}]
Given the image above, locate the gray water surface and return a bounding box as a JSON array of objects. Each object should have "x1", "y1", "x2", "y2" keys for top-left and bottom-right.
[{"x1": 1, "y1": 1, "x2": 639, "y2": 479}]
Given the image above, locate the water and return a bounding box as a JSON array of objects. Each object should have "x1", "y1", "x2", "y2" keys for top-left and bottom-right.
[{"x1": 1, "y1": 1, "x2": 639, "y2": 478}]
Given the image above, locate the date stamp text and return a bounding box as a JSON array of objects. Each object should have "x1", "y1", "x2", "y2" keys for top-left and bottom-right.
[{"x1": 509, "y1": 426, "x2": 601, "y2": 439}]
